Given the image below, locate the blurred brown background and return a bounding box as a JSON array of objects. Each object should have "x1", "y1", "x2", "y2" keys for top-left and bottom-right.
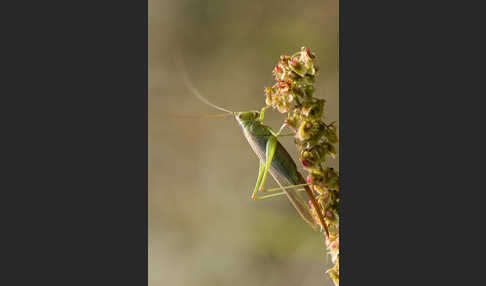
[{"x1": 149, "y1": 0, "x2": 338, "y2": 285}]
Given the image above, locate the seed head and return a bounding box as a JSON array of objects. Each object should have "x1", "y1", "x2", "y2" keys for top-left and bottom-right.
[{"x1": 264, "y1": 47, "x2": 339, "y2": 285}]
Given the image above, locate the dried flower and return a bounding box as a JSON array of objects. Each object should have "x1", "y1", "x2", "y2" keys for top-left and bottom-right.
[{"x1": 265, "y1": 47, "x2": 340, "y2": 285}]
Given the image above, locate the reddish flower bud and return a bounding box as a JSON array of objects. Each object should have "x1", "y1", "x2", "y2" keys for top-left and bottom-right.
[
  {"x1": 302, "y1": 160, "x2": 312, "y2": 167},
  {"x1": 306, "y1": 49, "x2": 315, "y2": 59},
  {"x1": 306, "y1": 175, "x2": 312, "y2": 184}
]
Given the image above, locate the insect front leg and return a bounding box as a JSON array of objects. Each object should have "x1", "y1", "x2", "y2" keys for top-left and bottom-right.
[
  {"x1": 269, "y1": 123, "x2": 295, "y2": 138},
  {"x1": 258, "y1": 106, "x2": 271, "y2": 122}
]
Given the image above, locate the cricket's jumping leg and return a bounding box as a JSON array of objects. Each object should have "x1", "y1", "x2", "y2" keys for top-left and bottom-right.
[
  {"x1": 254, "y1": 189, "x2": 306, "y2": 200},
  {"x1": 251, "y1": 160, "x2": 265, "y2": 200},
  {"x1": 258, "y1": 135, "x2": 278, "y2": 192},
  {"x1": 253, "y1": 182, "x2": 310, "y2": 200},
  {"x1": 259, "y1": 183, "x2": 311, "y2": 193}
]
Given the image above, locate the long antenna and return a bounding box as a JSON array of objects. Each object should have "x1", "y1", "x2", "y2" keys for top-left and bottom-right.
[
  {"x1": 170, "y1": 113, "x2": 234, "y2": 119},
  {"x1": 175, "y1": 56, "x2": 234, "y2": 114}
]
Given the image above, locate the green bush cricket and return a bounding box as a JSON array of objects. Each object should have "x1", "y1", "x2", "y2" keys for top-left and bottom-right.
[{"x1": 178, "y1": 61, "x2": 330, "y2": 238}]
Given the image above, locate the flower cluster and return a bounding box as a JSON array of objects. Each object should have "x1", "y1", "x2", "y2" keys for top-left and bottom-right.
[
  {"x1": 265, "y1": 47, "x2": 318, "y2": 113},
  {"x1": 265, "y1": 47, "x2": 340, "y2": 285}
]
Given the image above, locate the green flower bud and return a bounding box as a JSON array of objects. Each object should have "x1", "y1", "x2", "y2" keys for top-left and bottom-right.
[
  {"x1": 277, "y1": 102, "x2": 290, "y2": 113},
  {"x1": 285, "y1": 114, "x2": 299, "y2": 129},
  {"x1": 289, "y1": 70, "x2": 300, "y2": 79},
  {"x1": 302, "y1": 99, "x2": 324, "y2": 119},
  {"x1": 301, "y1": 150, "x2": 313, "y2": 163},
  {"x1": 297, "y1": 120, "x2": 313, "y2": 140},
  {"x1": 327, "y1": 142, "x2": 336, "y2": 156},
  {"x1": 325, "y1": 128, "x2": 338, "y2": 143},
  {"x1": 324, "y1": 209, "x2": 338, "y2": 225},
  {"x1": 322, "y1": 167, "x2": 339, "y2": 189},
  {"x1": 304, "y1": 84, "x2": 315, "y2": 97},
  {"x1": 302, "y1": 46, "x2": 316, "y2": 59}
]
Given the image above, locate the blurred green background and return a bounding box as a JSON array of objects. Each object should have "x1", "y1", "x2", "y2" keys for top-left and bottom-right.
[{"x1": 149, "y1": 0, "x2": 338, "y2": 285}]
